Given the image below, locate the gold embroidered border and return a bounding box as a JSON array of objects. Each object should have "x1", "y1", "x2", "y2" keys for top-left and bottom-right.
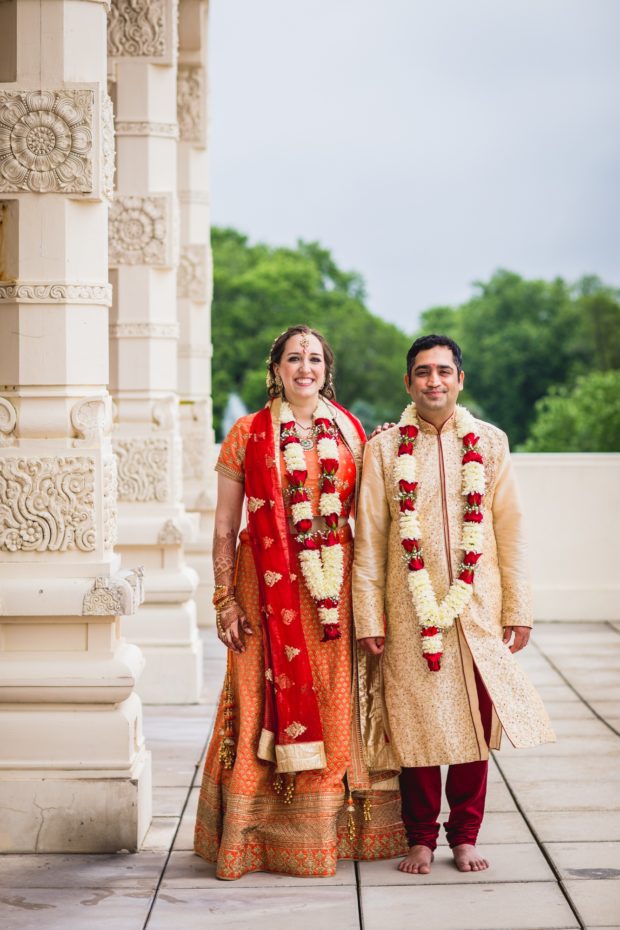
[
  {"x1": 215, "y1": 461, "x2": 244, "y2": 483},
  {"x1": 194, "y1": 774, "x2": 408, "y2": 880},
  {"x1": 275, "y1": 739, "x2": 327, "y2": 773},
  {"x1": 257, "y1": 728, "x2": 276, "y2": 762}
]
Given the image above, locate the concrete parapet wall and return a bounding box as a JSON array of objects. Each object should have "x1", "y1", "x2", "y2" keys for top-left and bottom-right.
[{"x1": 514, "y1": 453, "x2": 620, "y2": 621}]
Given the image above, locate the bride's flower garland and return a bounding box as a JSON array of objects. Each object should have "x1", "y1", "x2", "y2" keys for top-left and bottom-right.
[
  {"x1": 396, "y1": 403, "x2": 485, "y2": 671},
  {"x1": 280, "y1": 399, "x2": 344, "y2": 642}
]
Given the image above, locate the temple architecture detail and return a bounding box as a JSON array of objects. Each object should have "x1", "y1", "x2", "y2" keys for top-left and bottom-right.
[
  {"x1": 177, "y1": 0, "x2": 217, "y2": 626},
  {"x1": 0, "y1": 0, "x2": 215, "y2": 852},
  {"x1": 107, "y1": 0, "x2": 205, "y2": 703}
]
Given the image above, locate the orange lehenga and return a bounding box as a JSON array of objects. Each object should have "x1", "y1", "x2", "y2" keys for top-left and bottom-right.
[{"x1": 194, "y1": 411, "x2": 407, "y2": 880}]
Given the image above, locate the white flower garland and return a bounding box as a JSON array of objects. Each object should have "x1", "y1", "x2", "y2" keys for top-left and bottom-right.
[
  {"x1": 280, "y1": 399, "x2": 345, "y2": 640},
  {"x1": 396, "y1": 403, "x2": 485, "y2": 671}
]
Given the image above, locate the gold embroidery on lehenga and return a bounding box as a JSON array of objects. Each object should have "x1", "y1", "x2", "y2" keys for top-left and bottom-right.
[
  {"x1": 264, "y1": 570, "x2": 282, "y2": 587},
  {"x1": 284, "y1": 721, "x2": 307, "y2": 739},
  {"x1": 285, "y1": 645, "x2": 300, "y2": 661}
]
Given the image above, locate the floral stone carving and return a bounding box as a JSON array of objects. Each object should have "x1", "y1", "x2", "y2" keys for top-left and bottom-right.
[
  {"x1": 0, "y1": 283, "x2": 112, "y2": 304},
  {"x1": 0, "y1": 90, "x2": 93, "y2": 194},
  {"x1": 0, "y1": 457, "x2": 96, "y2": 552},
  {"x1": 177, "y1": 64, "x2": 205, "y2": 145},
  {"x1": 0, "y1": 398, "x2": 17, "y2": 446},
  {"x1": 101, "y1": 92, "x2": 115, "y2": 201},
  {"x1": 103, "y1": 457, "x2": 118, "y2": 551},
  {"x1": 108, "y1": 0, "x2": 166, "y2": 58},
  {"x1": 114, "y1": 438, "x2": 169, "y2": 502},
  {"x1": 109, "y1": 195, "x2": 169, "y2": 266},
  {"x1": 82, "y1": 577, "x2": 124, "y2": 616},
  {"x1": 158, "y1": 519, "x2": 183, "y2": 546},
  {"x1": 177, "y1": 244, "x2": 209, "y2": 301},
  {"x1": 182, "y1": 429, "x2": 208, "y2": 483},
  {"x1": 71, "y1": 397, "x2": 111, "y2": 442}
]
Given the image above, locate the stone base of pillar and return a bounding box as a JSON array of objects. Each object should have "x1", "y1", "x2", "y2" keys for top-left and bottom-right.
[
  {"x1": 121, "y1": 573, "x2": 204, "y2": 703},
  {"x1": 129, "y1": 638, "x2": 203, "y2": 704},
  {"x1": 183, "y1": 503, "x2": 215, "y2": 628},
  {"x1": 0, "y1": 752, "x2": 152, "y2": 853},
  {"x1": 187, "y1": 546, "x2": 215, "y2": 627},
  {"x1": 0, "y1": 695, "x2": 152, "y2": 853}
]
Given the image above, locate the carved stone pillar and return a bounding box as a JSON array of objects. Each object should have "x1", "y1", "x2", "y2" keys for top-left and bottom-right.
[
  {"x1": 177, "y1": 0, "x2": 217, "y2": 627},
  {"x1": 0, "y1": 0, "x2": 151, "y2": 852},
  {"x1": 108, "y1": 0, "x2": 203, "y2": 702}
]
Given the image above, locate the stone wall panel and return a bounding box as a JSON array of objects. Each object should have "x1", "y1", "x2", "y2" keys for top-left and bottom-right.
[
  {"x1": 0, "y1": 456, "x2": 96, "y2": 552},
  {"x1": 0, "y1": 89, "x2": 94, "y2": 194}
]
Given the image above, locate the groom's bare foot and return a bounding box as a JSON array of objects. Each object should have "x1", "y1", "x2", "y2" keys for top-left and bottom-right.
[
  {"x1": 452, "y1": 844, "x2": 489, "y2": 872},
  {"x1": 398, "y1": 845, "x2": 434, "y2": 874}
]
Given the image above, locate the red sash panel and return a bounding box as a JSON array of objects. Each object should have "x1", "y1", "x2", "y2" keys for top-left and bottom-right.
[{"x1": 245, "y1": 407, "x2": 325, "y2": 763}]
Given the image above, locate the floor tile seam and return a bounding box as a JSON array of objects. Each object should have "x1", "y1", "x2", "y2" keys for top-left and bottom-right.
[
  {"x1": 492, "y1": 752, "x2": 586, "y2": 930},
  {"x1": 141, "y1": 717, "x2": 212, "y2": 929},
  {"x1": 353, "y1": 860, "x2": 364, "y2": 930},
  {"x1": 532, "y1": 641, "x2": 620, "y2": 738},
  {"x1": 537, "y1": 837, "x2": 620, "y2": 846},
  {"x1": 360, "y1": 877, "x2": 558, "y2": 887}
]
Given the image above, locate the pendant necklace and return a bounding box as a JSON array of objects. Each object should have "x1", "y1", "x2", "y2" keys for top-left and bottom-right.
[{"x1": 294, "y1": 419, "x2": 314, "y2": 450}]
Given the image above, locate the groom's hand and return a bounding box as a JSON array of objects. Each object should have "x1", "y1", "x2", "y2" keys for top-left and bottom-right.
[
  {"x1": 358, "y1": 636, "x2": 385, "y2": 656},
  {"x1": 502, "y1": 625, "x2": 531, "y2": 653}
]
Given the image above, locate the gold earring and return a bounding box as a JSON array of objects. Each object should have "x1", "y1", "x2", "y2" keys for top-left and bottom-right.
[{"x1": 275, "y1": 373, "x2": 283, "y2": 391}]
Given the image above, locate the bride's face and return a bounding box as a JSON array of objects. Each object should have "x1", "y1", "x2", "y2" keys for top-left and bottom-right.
[{"x1": 274, "y1": 333, "x2": 325, "y2": 405}]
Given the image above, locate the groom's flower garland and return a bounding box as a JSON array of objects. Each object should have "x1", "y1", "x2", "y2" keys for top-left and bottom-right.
[
  {"x1": 280, "y1": 399, "x2": 344, "y2": 642},
  {"x1": 396, "y1": 403, "x2": 485, "y2": 671}
]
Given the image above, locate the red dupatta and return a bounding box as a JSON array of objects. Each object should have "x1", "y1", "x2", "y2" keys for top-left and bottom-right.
[{"x1": 244, "y1": 398, "x2": 364, "y2": 774}]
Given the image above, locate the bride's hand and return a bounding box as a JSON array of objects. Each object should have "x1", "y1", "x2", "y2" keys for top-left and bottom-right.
[
  {"x1": 369, "y1": 422, "x2": 395, "y2": 439},
  {"x1": 217, "y1": 600, "x2": 253, "y2": 653}
]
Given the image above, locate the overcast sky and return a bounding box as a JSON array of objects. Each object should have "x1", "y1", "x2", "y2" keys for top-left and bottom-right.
[{"x1": 208, "y1": 0, "x2": 620, "y2": 332}]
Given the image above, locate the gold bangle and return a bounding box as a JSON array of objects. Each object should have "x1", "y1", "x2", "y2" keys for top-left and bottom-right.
[{"x1": 213, "y1": 584, "x2": 234, "y2": 607}]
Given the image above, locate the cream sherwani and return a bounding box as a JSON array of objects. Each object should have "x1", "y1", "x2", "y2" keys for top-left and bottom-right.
[{"x1": 352, "y1": 412, "x2": 554, "y2": 769}]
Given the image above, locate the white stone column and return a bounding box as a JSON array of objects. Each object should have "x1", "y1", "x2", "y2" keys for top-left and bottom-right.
[
  {"x1": 177, "y1": 0, "x2": 217, "y2": 627},
  {"x1": 0, "y1": 0, "x2": 150, "y2": 852},
  {"x1": 108, "y1": 0, "x2": 203, "y2": 702}
]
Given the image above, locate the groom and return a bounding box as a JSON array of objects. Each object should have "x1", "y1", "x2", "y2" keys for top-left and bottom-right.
[{"x1": 352, "y1": 334, "x2": 554, "y2": 873}]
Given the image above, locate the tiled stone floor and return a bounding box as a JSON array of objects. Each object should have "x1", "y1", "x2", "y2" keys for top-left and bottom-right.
[{"x1": 2, "y1": 621, "x2": 620, "y2": 930}]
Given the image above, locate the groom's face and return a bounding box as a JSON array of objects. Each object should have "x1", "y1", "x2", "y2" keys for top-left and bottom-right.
[{"x1": 404, "y1": 346, "x2": 464, "y2": 422}]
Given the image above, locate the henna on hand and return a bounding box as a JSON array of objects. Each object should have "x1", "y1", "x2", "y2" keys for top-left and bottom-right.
[
  {"x1": 213, "y1": 527, "x2": 237, "y2": 587},
  {"x1": 218, "y1": 599, "x2": 253, "y2": 653}
]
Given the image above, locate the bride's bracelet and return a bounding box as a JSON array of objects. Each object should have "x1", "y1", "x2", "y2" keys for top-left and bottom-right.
[{"x1": 212, "y1": 583, "x2": 235, "y2": 607}]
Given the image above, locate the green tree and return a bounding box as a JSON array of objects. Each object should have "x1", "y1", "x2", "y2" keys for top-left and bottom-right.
[
  {"x1": 521, "y1": 371, "x2": 620, "y2": 452},
  {"x1": 453, "y1": 271, "x2": 582, "y2": 445},
  {"x1": 212, "y1": 230, "x2": 620, "y2": 449},
  {"x1": 211, "y1": 227, "x2": 411, "y2": 437}
]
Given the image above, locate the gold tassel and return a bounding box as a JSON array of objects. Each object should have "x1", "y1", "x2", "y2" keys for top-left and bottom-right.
[
  {"x1": 218, "y1": 653, "x2": 236, "y2": 769},
  {"x1": 346, "y1": 790, "x2": 357, "y2": 842},
  {"x1": 363, "y1": 797, "x2": 373, "y2": 822},
  {"x1": 283, "y1": 773, "x2": 296, "y2": 805},
  {"x1": 273, "y1": 772, "x2": 295, "y2": 803}
]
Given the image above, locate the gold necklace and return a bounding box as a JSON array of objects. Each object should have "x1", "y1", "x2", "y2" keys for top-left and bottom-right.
[{"x1": 294, "y1": 423, "x2": 315, "y2": 450}]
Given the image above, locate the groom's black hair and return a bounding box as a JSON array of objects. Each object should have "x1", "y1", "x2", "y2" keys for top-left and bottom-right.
[{"x1": 406, "y1": 334, "x2": 463, "y2": 378}]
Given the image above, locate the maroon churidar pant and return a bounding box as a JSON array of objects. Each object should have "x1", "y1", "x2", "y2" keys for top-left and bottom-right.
[{"x1": 399, "y1": 666, "x2": 493, "y2": 850}]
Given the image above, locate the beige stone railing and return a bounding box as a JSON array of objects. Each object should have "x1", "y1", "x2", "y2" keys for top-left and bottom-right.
[{"x1": 514, "y1": 453, "x2": 620, "y2": 621}]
